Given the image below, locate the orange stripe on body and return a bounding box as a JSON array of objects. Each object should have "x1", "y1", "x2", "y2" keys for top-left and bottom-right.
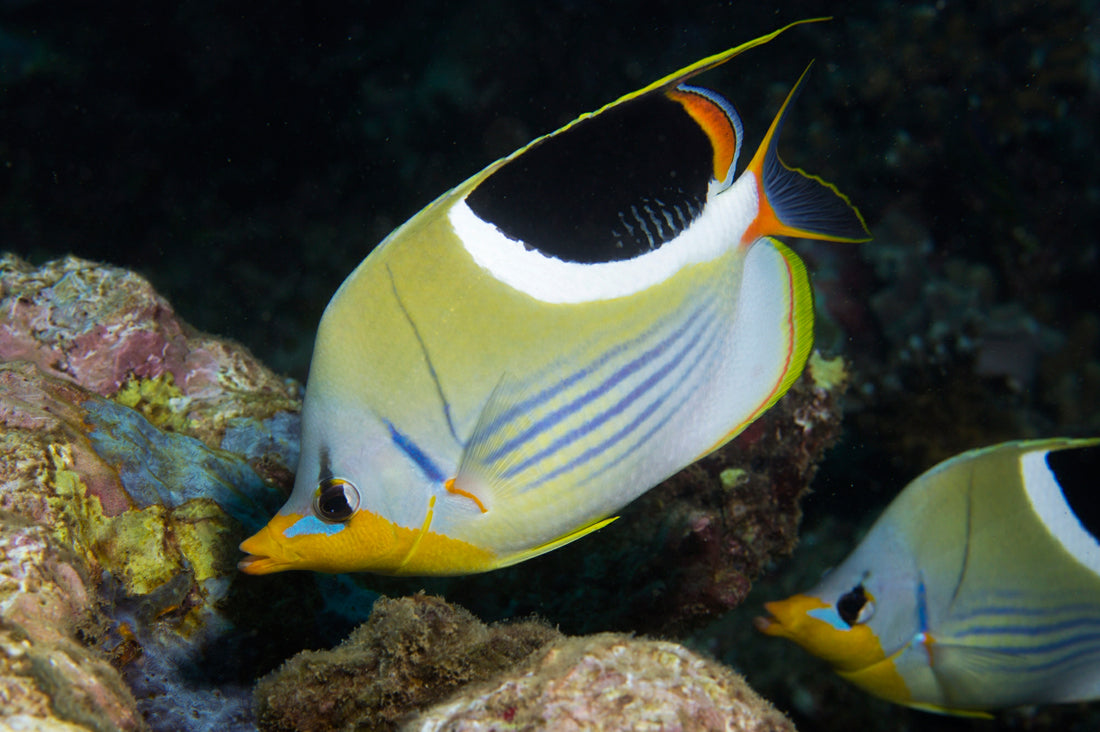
[
  {"x1": 666, "y1": 88, "x2": 737, "y2": 183},
  {"x1": 445, "y1": 477, "x2": 488, "y2": 513}
]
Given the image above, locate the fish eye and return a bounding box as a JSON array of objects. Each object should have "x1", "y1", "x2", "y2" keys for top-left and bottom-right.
[
  {"x1": 314, "y1": 478, "x2": 360, "y2": 522},
  {"x1": 836, "y1": 583, "x2": 875, "y2": 627}
]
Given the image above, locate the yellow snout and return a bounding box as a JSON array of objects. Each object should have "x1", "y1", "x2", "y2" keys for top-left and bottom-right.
[
  {"x1": 238, "y1": 513, "x2": 322, "y2": 575},
  {"x1": 237, "y1": 508, "x2": 499, "y2": 576},
  {"x1": 755, "y1": 593, "x2": 887, "y2": 673}
]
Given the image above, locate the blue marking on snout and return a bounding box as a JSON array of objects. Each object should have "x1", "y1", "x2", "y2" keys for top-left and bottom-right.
[
  {"x1": 808, "y1": 606, "x2": 849, "y2": 631},
  {"x1": 285, "y1": 514, "x2": 346, "y2": 538}
]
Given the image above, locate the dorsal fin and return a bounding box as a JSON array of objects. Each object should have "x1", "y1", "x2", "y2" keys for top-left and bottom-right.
[
  {"x1": 740, "y1": 63, "x2": 872, "y2": 244},
  {"x1": 464, "y1": 91, "x2": 713, "y2": 263},
  {"x1": 609, "y1": 17, "x2": 833, "y2": 105},
  {"x1": 463, "y1": 17, "x2": 843, "y2": 265}
]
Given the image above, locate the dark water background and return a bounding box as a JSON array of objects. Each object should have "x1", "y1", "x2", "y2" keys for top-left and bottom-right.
[{"x1": 2, "y1": 1, "x2": 1098, "y2": 730}]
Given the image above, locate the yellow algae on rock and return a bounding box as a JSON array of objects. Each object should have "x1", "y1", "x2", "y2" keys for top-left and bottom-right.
[
  {"x1": 115, "y1": 373, "x2": 191, "y2": 432},
  {"x1": 0, "y1": 259, "x2": 306, "y2": 727},
  {"x1": 46, "y1": 445, "x2": 114, "y2": 569},
  {"x1": 171, "y1": 499, "x2": 239, "y2": 583},
  {"x1": 94, "y1": 506, "x2": 177, "y2": 596},
  {"x1": 50, "y1": 440, "x2": 245, "y2": 596}
]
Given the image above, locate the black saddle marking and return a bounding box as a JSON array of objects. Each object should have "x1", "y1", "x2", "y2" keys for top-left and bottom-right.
[
  {"x1": 1047, "y1": 443, "x2": 1100, "y2": 542},
  {"x1": 466, "y1": 93, "x2": 715, "y2": 264}
]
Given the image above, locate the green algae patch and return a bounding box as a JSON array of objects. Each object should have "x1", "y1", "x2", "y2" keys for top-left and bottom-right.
[
  {"x1": 808, "y1": 352, "x2": 848, "y2": 391},
  {"x1": 48, "y1": 443, "x2": 181, "y2": 596},
  {"x1": 47, "y1": 445, "x2": 114, "y2": 569},
  {"x1": 115, "y1": 373, "x2": 191, "y2": 432},
  {"x1": 720, "y1": 467, "x2": 748, "y2": 489}
]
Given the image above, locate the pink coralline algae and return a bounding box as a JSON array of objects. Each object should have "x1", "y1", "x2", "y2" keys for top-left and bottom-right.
[{"x1": 0, "y1": 254, "x2": 300, "y2": 454}]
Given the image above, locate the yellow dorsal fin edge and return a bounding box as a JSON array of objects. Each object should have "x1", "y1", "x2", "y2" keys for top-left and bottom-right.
[{"x1": 624, "y1": 17, "x2": 832, "y2": 103}]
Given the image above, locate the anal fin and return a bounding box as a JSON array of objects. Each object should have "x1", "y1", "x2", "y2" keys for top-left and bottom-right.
[{"x1": 491, "y1": 515, "x2": 620, "y2": 570}]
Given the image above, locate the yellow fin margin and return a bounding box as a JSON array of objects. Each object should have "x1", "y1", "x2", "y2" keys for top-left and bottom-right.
[{"x1": 490, "y1": 516, "x2": 619, "y2": 570}]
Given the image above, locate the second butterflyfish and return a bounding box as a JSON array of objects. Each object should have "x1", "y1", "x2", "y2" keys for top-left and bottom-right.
[
  {"x1": 757, "y1": 439, "x2": 1100, "y2": 716},
  {"x1": 239, "y1": 19, "x2": 870, "y2": 576}
]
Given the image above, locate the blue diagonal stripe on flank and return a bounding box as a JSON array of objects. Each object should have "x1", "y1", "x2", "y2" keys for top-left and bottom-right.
[
  {"x1": 946, "y1": 609, "x2": 1100, "y2": 676},
  {"x1": 957, "y1": 615, "x2": 1100, "y2": 638},
  {"x1": 954, "y1": 624, "x2": 1100, "y2": 657},
  {"x1": 491, "y1": 305, "x2": 702, "y2": 429},
  {"x1": 989, "y1": 628, "x2": 1100, "y2": 657},
  {"x1": 972, "y1": 634, "x2": 1100, "y2": 676},
  {"x1": 484, "y1": 301, "x2": 711, "y2": 465},
  {"x1": 385, "y1": 420, "x2": 445, "y2": 483},
  {"x1": 1019, "y1": 640, "x2": 1100, "y2": 675},
  {"x1": 493, "y1": 301, "x2": 710, "y2": 430},
  {"x1": 508, "y1": 308, "x2": 722, "y2": 488},
  {"x1": 569, "y1": 323, "x2": 725, "y2": 491},
  {"x1": 959, "y1": 599, "x2": 1100, "y2": 620}
]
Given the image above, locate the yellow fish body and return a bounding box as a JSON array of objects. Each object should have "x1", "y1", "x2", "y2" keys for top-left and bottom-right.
[
  {"x1": 757, "y1": 439, "x2": 1100, "y2": 716},
  {"x1": 239, "y1": 20, "x2": 869, "y2": 576}
]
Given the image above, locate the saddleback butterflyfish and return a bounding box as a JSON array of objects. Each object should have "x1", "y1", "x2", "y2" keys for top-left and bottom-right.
[
  {"x1": 756, "y1": 438, "x2": 1100, "y2": 716},
  {"x1": 239, "y1": 19, "x2": 870, "y2": 577}
]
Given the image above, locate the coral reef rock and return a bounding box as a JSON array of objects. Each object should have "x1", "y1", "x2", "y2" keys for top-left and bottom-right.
[
  {"x1": 414, "y1": 634, "x2": 796, "y2": 732},
  {"x1": 0, "y1": 255, "x2": 307, "y2": 731},
  {"x1": 255, "y1": 594, "x2": 795, "y2": 732},
  {"x1": 253, "y1": 593, "x2": 563, "y2": 732},
  {"x1": 0, "y1": 254, "x2": 300, "y2": 469}
]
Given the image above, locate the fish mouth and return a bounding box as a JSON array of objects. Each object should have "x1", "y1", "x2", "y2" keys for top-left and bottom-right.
[
  {"x1": 752, "y1": 603, "x2": 786, "y2": 636},
  {"x1": 752, "y1": 598, "x2": 816, "y2": 641},
  {"x1": 237, "y1": 519, "x2": 300, "y2": 575},
  {"x1": 237, "y1": 553, "x2": 283, "y2": 575}
]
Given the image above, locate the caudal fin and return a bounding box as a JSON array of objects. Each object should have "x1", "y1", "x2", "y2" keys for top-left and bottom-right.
[{"x1": 741, "y1": 63, "x2": 871, "y2": 245}]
